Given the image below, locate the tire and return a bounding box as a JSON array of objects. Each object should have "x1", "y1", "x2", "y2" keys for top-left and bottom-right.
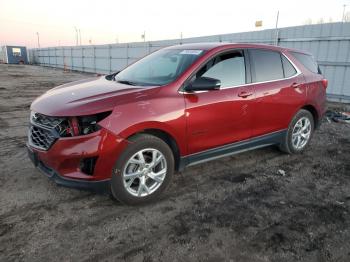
[
  {"x1": 111, "y1": 134, "x2": 174, "y2": 205},
  {"x1": 279, "y1": 109, "x2": 314, "y2": 154}
]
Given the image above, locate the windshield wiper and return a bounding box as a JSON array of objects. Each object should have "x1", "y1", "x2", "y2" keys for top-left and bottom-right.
[{"x1": 116, "y1": 79, "x2": 138, "y2": 86}]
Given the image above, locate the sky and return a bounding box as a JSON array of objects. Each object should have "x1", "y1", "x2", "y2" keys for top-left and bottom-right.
[{"x1": 0, "y1": 0, "x2": 349, "y2": 48}]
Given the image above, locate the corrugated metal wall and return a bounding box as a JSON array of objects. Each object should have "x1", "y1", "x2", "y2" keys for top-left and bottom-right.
[{"x1": 29, "y1": 22, "x2": 350, "y2": 103}]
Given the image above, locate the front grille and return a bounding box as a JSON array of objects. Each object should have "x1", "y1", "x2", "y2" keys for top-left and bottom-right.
[
  {"x1": 28, "y1": 112, "x2": 71, "y2": 150},
  {"x1": 29, "y1": 126, "x2": 56, "y2": 150}
]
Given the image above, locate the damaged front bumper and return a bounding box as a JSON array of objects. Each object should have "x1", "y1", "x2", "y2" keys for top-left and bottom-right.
[{"x1": 27, "y1": 127, "x2": 128, "y2": 191}]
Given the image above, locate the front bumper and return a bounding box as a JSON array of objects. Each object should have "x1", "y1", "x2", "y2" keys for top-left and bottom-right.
[
  {"x1": 28, "y1": 149, "x2": 110, "y2": 191},
  {"x1": 27, "y1": 128, "x2": 128, "y2": 191}
]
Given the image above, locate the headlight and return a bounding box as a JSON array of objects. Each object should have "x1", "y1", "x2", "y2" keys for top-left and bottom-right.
[
  {"x1": 72, "y1": 111, "x2": 111, "y2": 136},
  {"x1": 29, "y1": 111, "x2": 111, "y2": 137},
  {"x1": 30, "y1": 111, "x2": 36, "y2": 122}
]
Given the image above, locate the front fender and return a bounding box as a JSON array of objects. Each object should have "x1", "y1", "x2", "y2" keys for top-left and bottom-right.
[{"x1": 98, "y1": 94, "x2": 187, "y2": 155}]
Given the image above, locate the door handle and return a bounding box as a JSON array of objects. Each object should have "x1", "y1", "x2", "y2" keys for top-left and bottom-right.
[
  {"x1": 291, "y1": 82, "x2": 301, "y2": 88},
  {"x1": 238, "y1": 91, "x2": 253, "y2": 98}
]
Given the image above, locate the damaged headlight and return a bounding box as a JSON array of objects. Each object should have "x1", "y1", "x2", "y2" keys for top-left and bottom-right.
[
  {"x1": 30, "y1": 111, "x2": 72, "y2": 137},
  {"x1": 70, "y1": 111, "x2": 111, "y2": 136},
  {"x1": 29, "y1": 111, "x2": 111, "y2": 138}
]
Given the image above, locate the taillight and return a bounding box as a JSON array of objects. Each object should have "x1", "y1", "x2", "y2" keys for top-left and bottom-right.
[{"x1": 321, "y1": 79, "x2": 328, "y2": 89}]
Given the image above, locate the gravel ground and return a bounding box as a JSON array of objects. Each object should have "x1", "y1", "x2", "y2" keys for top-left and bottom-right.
[{"x1": 0, "y1": 64, "x2": 350, "y2": 262}]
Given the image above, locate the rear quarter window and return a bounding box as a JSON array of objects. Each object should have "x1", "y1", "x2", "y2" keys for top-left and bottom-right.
[
  {"x1": 291, "y1": 52, "x2": 319, "y2": 74},
  {"x1": 281, "y1": 55, "x2": 297, "y2": 78}
]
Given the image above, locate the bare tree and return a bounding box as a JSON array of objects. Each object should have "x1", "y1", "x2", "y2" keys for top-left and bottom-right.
[
  {"x1": 303, "y1": 18, "x2": 313, "y2": 25},
  {"x1": 316, "y1": 17, "x2": 325, "y2": 24},
  {"x1": 345, "y1": 11, "x2": 350, "y2": 22},
  {"x1": 303, "y1": 16, "x2": 332, "y2": 25}
]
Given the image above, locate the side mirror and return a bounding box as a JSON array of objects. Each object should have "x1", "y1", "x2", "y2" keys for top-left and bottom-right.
[
  {"x1": 186, "y1": 77, "x2": 221, "y2": 92},
  {"x1": 105, "y1": 71, "x2": 120, "y2": 80}
]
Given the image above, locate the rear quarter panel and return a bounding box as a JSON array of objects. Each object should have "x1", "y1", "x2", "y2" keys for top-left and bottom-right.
[
  {"x1": 304, "y1": 72, "x2": 326, "y2": 118},
  {"x1": 285, "y1": 51, "x2": 326, "y2": 119}
]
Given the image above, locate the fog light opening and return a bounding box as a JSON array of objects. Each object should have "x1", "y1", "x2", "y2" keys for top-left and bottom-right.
[{"x1": 80, "y1": 157, "x2": 98, "y2": 176}]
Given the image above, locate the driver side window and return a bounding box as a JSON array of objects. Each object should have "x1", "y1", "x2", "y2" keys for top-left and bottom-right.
[{"x1": 195, "y1": 50, "x2": 246, "y2": 88}]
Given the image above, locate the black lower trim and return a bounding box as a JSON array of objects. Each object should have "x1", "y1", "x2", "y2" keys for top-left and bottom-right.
[
  {"x1": 27, "y1": 144, "x2": 110, "y2": 192},
  {"x1": 37, "y1": 161, "x2": 110, "y2": 192},
  {"x1": 179, "y1": 130, "x2": 287, "y2": 170}
]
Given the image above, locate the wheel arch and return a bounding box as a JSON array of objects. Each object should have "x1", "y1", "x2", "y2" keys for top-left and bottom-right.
[
  {"x1": 126, "y1": 128, "x2": 182, "y2": 171},
  {"x1": 301, "y1": 104, "x2": 319, "y2": 128}
]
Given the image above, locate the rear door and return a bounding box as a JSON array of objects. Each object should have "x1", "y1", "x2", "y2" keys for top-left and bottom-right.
[
  {"x1": 184, "y1": 50, "x2": 254, "y2": 154},
  {"x1": 248, "y1": 49, "x2": 306, "y2": 137}
]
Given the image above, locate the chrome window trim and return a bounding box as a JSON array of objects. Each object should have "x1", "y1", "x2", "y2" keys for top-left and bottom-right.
[{"x1": 179, "y1": 51, "x2": 301, "y2": 95}]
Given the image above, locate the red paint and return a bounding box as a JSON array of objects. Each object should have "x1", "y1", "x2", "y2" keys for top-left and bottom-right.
[
  {"x1": 322, "y1": 79, "x2": 328, "y2": 89},
  {"x1": 69, "y1": 117, "x2": 80, "y2": 136},
  {"x1": 29, "y1": 43, "x2": 326, "y2": 182}
]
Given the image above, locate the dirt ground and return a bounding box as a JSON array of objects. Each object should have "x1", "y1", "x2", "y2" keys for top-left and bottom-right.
[{"x1": 0, "y1": 64, "x2": 350, "y2": 262}]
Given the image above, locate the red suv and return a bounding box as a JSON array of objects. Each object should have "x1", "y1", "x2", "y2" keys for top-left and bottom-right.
[{"x1": 27, "y1": 43, "x2": 327, "y2": 204}]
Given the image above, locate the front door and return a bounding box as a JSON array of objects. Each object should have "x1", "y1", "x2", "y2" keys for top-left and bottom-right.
[{"x1": 183, "y1": 50, "x2": 254, "y2": 155}]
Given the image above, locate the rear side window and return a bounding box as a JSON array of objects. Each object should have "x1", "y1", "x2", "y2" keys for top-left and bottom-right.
[
  {"x1": 291, "y1": 52, "x2": 319, "y2": 74},
  {"x1": 281, "y1": 55, "x2": 297, "y2": 77},
  {"x1": 249, "y1": 49, "x2": 284, "y2": 82}
]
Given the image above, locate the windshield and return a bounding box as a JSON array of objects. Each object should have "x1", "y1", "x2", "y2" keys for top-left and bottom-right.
[{"x1": 114, "y1": 49, "x2": 204, "y2": 86}]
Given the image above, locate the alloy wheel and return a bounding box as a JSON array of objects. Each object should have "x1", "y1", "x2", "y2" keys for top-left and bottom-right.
[
  {"x1": 122, "y1": 148, "x2": 167, "y2": 197},
  {"x1": 291, "y1": 116, "x2": 312, "y2": 150}
]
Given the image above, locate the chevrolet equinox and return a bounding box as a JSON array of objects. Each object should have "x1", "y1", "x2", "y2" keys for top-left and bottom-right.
[{"x1": 27, "y1": 43, "x2": 327, "y2": 204}]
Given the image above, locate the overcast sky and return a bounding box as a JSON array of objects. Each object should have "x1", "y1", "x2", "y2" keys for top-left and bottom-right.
[{"x1": 0, "y1": 0, "x2": 349, "y2": 48}]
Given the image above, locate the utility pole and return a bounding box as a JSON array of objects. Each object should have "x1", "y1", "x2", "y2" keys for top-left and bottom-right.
[
  {"x1": 74, "y1": 26, "x2": 78, "y2": 46},
  {"x1": 78, "y1": 29, "x2": 82, "y2": 45},
  {"x1": 36, "y1": 32, "x2": 40, "y2": 48},
  {"x1": 180, "y1": 32, "x2": 183, "y2": 44},
  {"x1": 343, "y1": 4, "x2": 347, "y2": 22},
  {"x1": 141, "y1": 31, "x2": 146, "y2": 42},
  {"x1": 274, "y1": 10, "x2": 280, "y2": 46}
]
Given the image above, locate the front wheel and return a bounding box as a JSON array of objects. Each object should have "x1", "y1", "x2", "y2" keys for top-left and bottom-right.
[
  {"x1": 111, "y1": 134, "x2": 174, "y2": 205},
  {"x1": 279, "y1": 109, "x2": 314, "y2": 154}
]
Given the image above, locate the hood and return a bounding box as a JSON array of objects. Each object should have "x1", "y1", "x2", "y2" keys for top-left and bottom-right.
[{"x1": 31, "y1": 77, "x2": 157, "y2": 116}]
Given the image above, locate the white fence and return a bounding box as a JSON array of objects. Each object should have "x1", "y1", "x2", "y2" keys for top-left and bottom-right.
[{"x1": 29, "y1": 22, "x2": 350, "y2": 103}]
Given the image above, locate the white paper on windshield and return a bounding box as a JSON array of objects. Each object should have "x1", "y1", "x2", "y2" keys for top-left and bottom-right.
[{"x1": 180, "y1": 50, "x2": 203, "y2": 55}]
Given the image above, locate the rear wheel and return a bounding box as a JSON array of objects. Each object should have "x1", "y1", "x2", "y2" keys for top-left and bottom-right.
[
  {"x1": 279, "y1": 109, "x2": 314, "y2": 154},
  {"x1": 111, "y1": 134, "x2": 174, "y2": 205}
]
